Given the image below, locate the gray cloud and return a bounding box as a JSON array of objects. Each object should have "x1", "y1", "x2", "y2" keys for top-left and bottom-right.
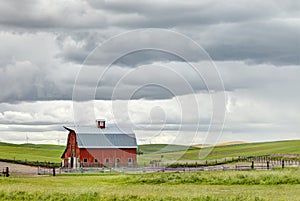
[
  {"x1": 0, "y1": 1, "x2": 299, "y2": 143},
  {"x1": 1, "y1": 1, "x2": 298, "y2": 66},
  {"x1": 88, "y1": 0, "x2": 299, "y2": 27},
  {"x1": 203, "y1": 21, "x2": 300, "y2": 65},
  {"x1": 54, "y1": 20, "x2": 300, "y2": 66}
]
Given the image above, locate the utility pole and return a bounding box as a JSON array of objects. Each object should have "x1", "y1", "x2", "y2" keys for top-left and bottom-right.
[{"x1": 26, "y1": 134, "x2": 29, "y2": 144}]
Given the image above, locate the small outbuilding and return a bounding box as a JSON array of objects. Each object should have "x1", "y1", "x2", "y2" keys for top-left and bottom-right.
[{"x1": 61, "y1": 119, "x2": 137, "y2": 168}]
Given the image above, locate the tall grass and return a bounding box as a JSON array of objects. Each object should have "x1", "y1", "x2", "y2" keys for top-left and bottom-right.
[
  {"x1": 129, "y1": 168, "x2": 300, "y2": 185},
  {"x1": 0, "y1": 191, "x2": 267, "y2": 201},
  {"x1": 0, "y1": 169, "x2": 299, "y2": 201}
]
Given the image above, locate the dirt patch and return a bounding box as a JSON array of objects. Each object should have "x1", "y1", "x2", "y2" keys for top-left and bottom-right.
[{"x1": 0, "y1": 161, "x2": 38, "y2": 176}]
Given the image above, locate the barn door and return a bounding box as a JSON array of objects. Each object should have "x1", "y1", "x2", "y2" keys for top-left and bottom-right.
[
  {"x1": 71, "y1": 149, "x2": 75, "y2": 168},
  {"x1": 70, "y1": 157, "x2": 74, "y2": 168},
  {"x1": 115, "y1": 158, "x2": 120, "y2": 167}
]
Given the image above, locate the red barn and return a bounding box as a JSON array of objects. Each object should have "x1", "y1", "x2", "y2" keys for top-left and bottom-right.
[{"x1": 61, "y1": 119, "x2": 137, "y2": 168}]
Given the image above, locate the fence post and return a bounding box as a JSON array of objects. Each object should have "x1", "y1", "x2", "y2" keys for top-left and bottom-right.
[
  {"x1": 5, "y1": 167, "x2": 9, "y2": 177},
  {"x1": 53, "y1": 167, "x2": 56, "y2": 176},
  {"x1": 251, "y1": 161, "x2": 254, "y2": 169},
  {"x1": 282, "y1": 160, "x2": 285, "y2": 169},
  {"x1": 267, "y1": 161, "x2": 270, "y2": 170}
]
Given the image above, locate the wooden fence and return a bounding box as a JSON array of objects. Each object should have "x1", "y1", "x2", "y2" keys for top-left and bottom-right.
[{"x1": 1, "y1": 167, "x2": 9, "y2": 177}]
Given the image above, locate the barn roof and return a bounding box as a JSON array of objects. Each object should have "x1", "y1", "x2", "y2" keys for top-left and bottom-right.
[{"x1": 64, "y1": 125, "x2": 137, "y2": 148}]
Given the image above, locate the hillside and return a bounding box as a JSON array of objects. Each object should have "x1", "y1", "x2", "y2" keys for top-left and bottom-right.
[
  {"x1": 138, "y1": 140, "x2": 300, "y2": 163},
  {"x1": 0, "y1": 142, "x2": 65, "y2": 163},
  {"x1": 138, "y1": 144, "x2": 198, "y2": 154},
  {"x1": 190, "y1": 140, "x2": 300, "y2": 160},
  {"x1": 0, "y1": 140, "x2": 299, "y2": 165}
]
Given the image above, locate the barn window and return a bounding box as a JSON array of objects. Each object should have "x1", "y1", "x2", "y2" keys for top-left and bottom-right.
[
  {"x1": 94, "y1": 158, "x2": 98, "y2": 163},
  {"x1": 116, "y1": 158, "x2": 120, "y2": 163},
  {"x1": 105, "y1": 158, "x2": 109, "y2": 163},
  {"x1": 83, "y1": 158, "x2": 87, "y2": 163},
  {"x1": 128, "y1": 158, "x2": 132, "y2": 163}
]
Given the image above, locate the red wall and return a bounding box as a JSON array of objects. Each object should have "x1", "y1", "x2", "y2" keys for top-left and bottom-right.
[
  {"x1": 61, "y1": 131, "x2": 80, "y2": 168},
  {"x1": 80, "y1": 148, "x2": 137, "y2": 167}
]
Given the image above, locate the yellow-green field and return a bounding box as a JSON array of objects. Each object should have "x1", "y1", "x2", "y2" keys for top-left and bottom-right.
[
  {"x1": 138, "y1": 140, "x2": 300, "y2": 164},
  {"x1": 1, "y1": 140, "x2": 299, "y2": 166},
  {"x1": 0, "y1": 142, "x2": 64, "y2": 163},
  {"x1": 0, "y1": 168, "x2": 299, "y2": 200},
  {"x1": 0, "y1": 140, "x2": 300, "y2": 200}
]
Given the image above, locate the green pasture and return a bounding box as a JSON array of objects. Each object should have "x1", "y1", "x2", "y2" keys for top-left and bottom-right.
[
  {"x1": 0, "y1": 140, "x2": 300, "y2": 200},
  {"x1": 0, "y1": 142, "x2": 64, "y2": 163},
  {"x1": 0, "y1": 140, "x2": 299, "y2": 166},
  {"x1": 138, "y1": 140, "x2": 300, "y2": 163},
  {"x1": 0, "y1": 168, "x2": 299, "y2": 200}
]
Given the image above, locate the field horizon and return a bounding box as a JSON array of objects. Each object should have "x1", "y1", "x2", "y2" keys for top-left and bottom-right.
[{"x1": 0, "y1": 139, "x2": 299, "y2": 166}]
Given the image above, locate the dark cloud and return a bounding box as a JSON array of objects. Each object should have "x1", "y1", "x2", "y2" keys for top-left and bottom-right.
[
  {"x1": 1, "y1": 1, "x2": 298, "y2": 66},
  {"x1": 203, "y1": 21, "x2": 300, "y2": 65},
  {"x1": 0, "y1": 0, "x2": 299, "y2": 144},
  {"x1": 54, "y1": 20, "x2": 299, "y2": 66},
  {"x1": 0, "y1": 0, "x2": 108, "y2": 29},
  {"x1": 87, "y1": 0, "x2": 297, "y2": 27}
]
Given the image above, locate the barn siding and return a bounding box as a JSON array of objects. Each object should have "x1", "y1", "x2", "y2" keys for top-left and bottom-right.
[
  {"x1": 61, "y1": 131, "x2": 81, "y2": 168},
  {"x1": 79, "y1": 148, "x2": 137, "y2": 167}
]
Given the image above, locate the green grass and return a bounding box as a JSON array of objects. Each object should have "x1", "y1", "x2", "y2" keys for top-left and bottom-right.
[
  {"x1": 138, "y1": 140, "x2": 300, "y2": 163},
  {"x1": 138, "y1": 144, "x2": 196, "y2": 154},
  {"x1": 0, "y1": 141, "x2": 299, "y2": 200},
  {"x1": 0, "y1": 142, "x2": 65, "y2": 163},
  {"x1": 0, "y1": 169, "x2": 299, "y2": 200},
  {"x1": 0, "y1": 140, "x2": 299, "y2": 166},
  {"x1": 129, "y1": 168, "x2": 300, "y2": 185}
]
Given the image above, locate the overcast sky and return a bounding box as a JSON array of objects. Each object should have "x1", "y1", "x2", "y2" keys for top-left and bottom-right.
[{"x1": 0, "y1": 0, "x2": 299, "y2": 145}]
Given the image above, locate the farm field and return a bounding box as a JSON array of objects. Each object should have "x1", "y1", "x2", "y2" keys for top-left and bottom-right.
[
  {"x1": 0, "y1": 142, "x2": 64, "y2": 163},
  {"x1": 0, "y1": 140, "x2": 299, "y2": 166},
  {"x1": 0, "y1": 140, "x2": 299, "y2": 200},
  {"x1": 0, "y1": 168, "x2": 299, "y2": 200},
  {"x1": 138, "y1": 140, "x2": 300, "y2": 164}
]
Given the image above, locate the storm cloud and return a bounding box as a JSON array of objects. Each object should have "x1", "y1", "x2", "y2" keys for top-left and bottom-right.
[{"x1": 0, "y1": 0, "x2": 299, "y2": 144}]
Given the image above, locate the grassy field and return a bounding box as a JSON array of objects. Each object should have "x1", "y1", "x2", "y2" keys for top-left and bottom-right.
[
  {"x1": 138, "y1": 140, "x2": 300, "y2": 163},
  {"x1": 0, "y1": 141, "x2": 299, "y2": 200},
  {"x1": 0, "y1": 168, "x2": 299, "y2": 200},
  {"x1": 0, "y1": 140, "x2": 299, "y2": 165},
  {"x1": 0, "y1": 142, "x2": 64, "y2": 163}
]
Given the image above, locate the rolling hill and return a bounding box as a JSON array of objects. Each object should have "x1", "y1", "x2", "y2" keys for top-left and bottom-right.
[
  {"x1": 0, "y1": 140, "x2": 299, "y2": 165},
  {"x1": 137, "y1": 140, "x2": 300, "y2": 163},
  {"x1": 0, "y1": 142, "x2": 65, "y2": 163}
]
